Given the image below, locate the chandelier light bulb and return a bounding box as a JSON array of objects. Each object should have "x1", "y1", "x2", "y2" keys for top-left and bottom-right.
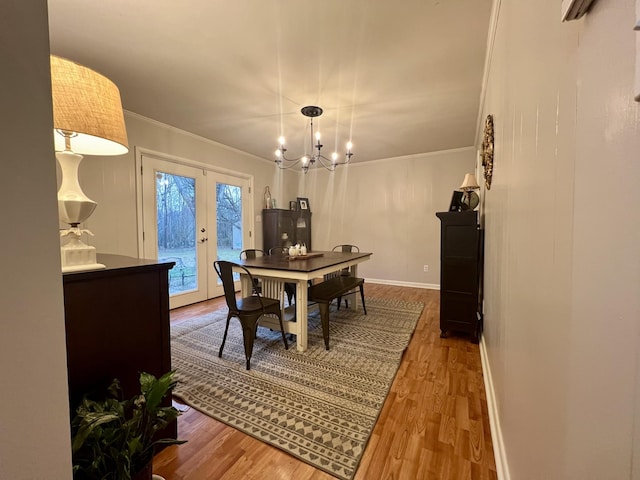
[
  {"x1": 275, "y1": 149, "x2": 282, "y2": 158},
  {"x1": 331, "y1": 152, "x2": 338, "y2": 162},
  {"x1": 315, "y1": 131, "x2": 321, "y2": 141},
  {"x1": 278, "y1": 136, "x2": 286, "y2": 146},
  {"x1": 301, "y1": 156, "x2": 309, "y2": 166},
  {"x1": 346, "y1": 141, "x2": 353, "y2": 151}
]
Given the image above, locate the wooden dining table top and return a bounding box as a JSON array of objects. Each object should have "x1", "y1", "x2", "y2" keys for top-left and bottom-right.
[{"x1": 237, "y1": 251, "x2": 372, "y2": 273}]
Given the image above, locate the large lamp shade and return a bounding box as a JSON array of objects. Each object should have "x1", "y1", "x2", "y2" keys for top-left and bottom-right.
[{"x1": 51, "y1": 55, "x2": 128, "y2": 155}]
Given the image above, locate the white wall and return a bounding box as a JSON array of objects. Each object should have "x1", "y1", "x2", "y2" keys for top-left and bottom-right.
[
  {"x1": 0, "y1": 1, "x2": 73, "y2": 478},
  {"x1": 298, "y1": 148, "x2": 476, "y2": 286},
  {"x1": 81, "y1": 112, "x2": 474, "y2": 287},
  {"x1": 480, "y1": 0, "x2": 640, "y2": 478}
]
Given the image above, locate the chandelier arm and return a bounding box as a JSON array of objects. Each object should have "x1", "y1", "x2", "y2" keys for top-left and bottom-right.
[
  {"x1": 315, "y1": 155, "x2": 337, "y2": 171},
  {"x1": 275, "y1": 157, "x2": 302, "y2": 170}
]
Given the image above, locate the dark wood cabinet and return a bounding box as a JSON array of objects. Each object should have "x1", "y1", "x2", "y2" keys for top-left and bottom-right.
[
  {"x1": 436, "y1": 211, "x2": 483, "y2": 343},
  {"x1": 63, "y1": 254, "x2": 177, "y2": 438},
  {"x1": 262, "y1": 208, "x2": 312, "y2": 252}
]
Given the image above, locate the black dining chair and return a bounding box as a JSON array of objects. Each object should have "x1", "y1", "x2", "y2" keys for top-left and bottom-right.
[
  {"x1": 329, "y1": 244, "x2": 363, "y2": 310},
  {"x1": 239, "y1": 249, "x2": 267, "y2": 294},
  {"x1": 240, "y1": 248, "x2": 267, "y2": 259},
  {"x1": 214, "y1": 260, "x2": 288, "y2": 370},
  {"x1": 268, "y1": 246, "x2": 289, "y2": 256}
]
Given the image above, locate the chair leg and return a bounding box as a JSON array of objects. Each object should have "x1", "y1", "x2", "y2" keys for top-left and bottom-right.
[
  {"x1": 241, "y1": 322, "x2": 257, "y2": 370},
  {"x1": 359, "y1": 284, "x2": 367, "y2": 315},
  {"x1": 218, "y1": 313, "x2": 233, "y2": 358},
  {"x1": 318, "y1": 302, "x2": 330, "y2": 350},
  {"x1": 336, "y1": 296, "x2": 349, "y2": 310}
]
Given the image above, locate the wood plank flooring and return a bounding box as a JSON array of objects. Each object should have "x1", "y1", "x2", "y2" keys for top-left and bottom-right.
[{"x1": 153, "y1": 284, "x2": 497, "y2": 479}]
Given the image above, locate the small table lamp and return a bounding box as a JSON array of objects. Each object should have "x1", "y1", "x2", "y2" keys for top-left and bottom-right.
[
  {"x1": 459, "y1": 173, "x2": 480, "y2": 211},
  {"x1": 50, "y1": 55, "x2": 129, "y2": 272}
]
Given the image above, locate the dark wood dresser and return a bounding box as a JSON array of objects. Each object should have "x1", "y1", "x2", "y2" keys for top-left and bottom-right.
[
  {"x1": 63, "y1": 254, "x2": 176, "y2": 437},
  {"x1": 436, "y1": 211, "x2": 483, "y2": 343}
]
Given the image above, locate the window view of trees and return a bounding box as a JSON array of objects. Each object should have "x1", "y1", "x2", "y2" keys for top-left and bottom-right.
[
  {"x1": 156, "y1": 172, "x2": 197, "y2": 294},
  {"x1": 216, "y1": 182, "x2": 243, "y2": 257},
  {"x1": 155, "y1": 173, "x2": 243, "y2": 295},
  {"x1": 157, "y1": 173, "x2": 195, "y2": 250}
]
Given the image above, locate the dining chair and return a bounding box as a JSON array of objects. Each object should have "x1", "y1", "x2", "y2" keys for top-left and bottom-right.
[
  {"x1": 240, "y1": 248, "x2": 267, "y2": 259},
  {"x1": 239, "y1": 249, "x2": 267, "y2": 294},
  {"x1": 328, "y1": 244, "x2": 362, "y2": 310},
  {"x1": 268, "y1": 246, "x2": 289, "y2": 256},
  {"x1": 213, "y1": 260, "x2": 288, "y2": 370}
]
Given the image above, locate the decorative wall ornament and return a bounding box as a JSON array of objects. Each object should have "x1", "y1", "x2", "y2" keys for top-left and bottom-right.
[{"x1": 482, "y1": 114, "x2": 494, "y2": 190}]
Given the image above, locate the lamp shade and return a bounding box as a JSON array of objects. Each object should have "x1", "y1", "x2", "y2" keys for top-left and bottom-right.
[
  {"x1": 50, "y1": 55, "x2": 128, "y2": 155},
  {"x1": 460, "y1": 173, "x2": 480, "y2": 191}
]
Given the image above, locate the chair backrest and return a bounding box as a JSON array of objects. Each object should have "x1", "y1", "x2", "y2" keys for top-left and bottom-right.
[
  {"x1": 214, "y1": 260, "x2": 262, "y2": 311},
  {"x1": 269, "y1": 246, "x2": 289, "y2": 256},
  {"x1": 332, "y1": 244, "x2": 360, "y2": 253},
  {"x1": 240, "y1": 249, "x2": 266, "y2": 260},
  {"x1": 327, "y1": 244, "x2": 360, "y2": 279}
]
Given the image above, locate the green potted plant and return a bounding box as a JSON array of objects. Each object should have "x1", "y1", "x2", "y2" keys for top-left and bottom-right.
[{"x1": 71, "y1": 371, "x2": 186, "y2": 480}]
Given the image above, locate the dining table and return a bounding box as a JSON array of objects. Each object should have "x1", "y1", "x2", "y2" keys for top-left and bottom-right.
[{"x1": 236, "y1": 250, "x2": 372, "y2": 351}]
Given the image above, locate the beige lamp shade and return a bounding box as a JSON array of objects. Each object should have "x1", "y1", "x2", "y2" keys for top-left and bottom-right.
[
  {"x1": 460, "y1": 173, "x2": 480, "y2": 191},
  {"x1": 51, "y1": 55, "x2": 128, "y2": 155}
]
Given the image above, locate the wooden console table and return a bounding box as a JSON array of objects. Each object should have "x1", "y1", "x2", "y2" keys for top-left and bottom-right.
[{"x1": 63, "y1": 254, "x2": 176, "y2": 437}]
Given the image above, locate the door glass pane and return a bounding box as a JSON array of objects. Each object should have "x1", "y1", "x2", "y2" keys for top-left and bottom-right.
[
  {"x1": 156, "y1": 172, "x2": 197, "y2": 295},
  {"x1": 216, "y1": 182, "x2": 242, "y2": 274}
]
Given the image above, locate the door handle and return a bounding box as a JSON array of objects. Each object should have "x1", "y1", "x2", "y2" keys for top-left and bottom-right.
[{"x1": 200, "y1": 237, "x2": 208, "y2": 243}]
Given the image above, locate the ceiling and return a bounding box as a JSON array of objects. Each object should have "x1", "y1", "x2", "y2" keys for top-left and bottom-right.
[{"x1": 47, "y1": 0, "x2": 493, "y2": 165}]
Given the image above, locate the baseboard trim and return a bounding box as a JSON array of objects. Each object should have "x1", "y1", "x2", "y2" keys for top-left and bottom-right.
[
  {"x1": 479, "y1": 334, "x2": 510, "y2": 480},
  {"x1": 365, "y1": 278, "x2": 440, "y2": 290}
]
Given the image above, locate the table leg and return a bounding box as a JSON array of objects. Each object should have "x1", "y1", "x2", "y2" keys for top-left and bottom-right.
[
  {"x1": 295, "y1": 279, "x2": 308, "y2": 351},
  {"x1": 347, "y1": 265, "x2": 359, "y2": 311},
  {"x1": 240, "y1": 273, "x2": 251, "y2": 297}
]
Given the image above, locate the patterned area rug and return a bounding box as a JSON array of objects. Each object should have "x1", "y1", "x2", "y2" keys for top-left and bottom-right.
[{"x1": 170, "y1": 297, "x2": 424, "y2": 480}]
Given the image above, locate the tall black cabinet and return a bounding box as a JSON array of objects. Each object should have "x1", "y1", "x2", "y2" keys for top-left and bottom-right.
[
  {"x1": 262, "y1": 208, "x2": 312, "y2": 252},
  {"x1": 436, "y1": 211, "x2": 483, "y2": 343}
]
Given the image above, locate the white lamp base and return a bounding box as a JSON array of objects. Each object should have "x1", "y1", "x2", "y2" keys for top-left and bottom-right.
[{"x1": 60, "y1": 228, "x2": 105, "y2": 273}]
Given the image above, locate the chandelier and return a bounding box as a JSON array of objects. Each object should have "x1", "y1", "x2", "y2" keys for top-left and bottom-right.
[{"x1": 275, "y1": 106, "x2": 353, "y2": 173}]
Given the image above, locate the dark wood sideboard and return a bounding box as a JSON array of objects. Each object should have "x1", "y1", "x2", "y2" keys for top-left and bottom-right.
[
  {"x1": 436, "y1": 211, "x2": 484, "y2": 343},
  {"x1": 63, "y1": 254, "x2": 176, "y2": 438}
]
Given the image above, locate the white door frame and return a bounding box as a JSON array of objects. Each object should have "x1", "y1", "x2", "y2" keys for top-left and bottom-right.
[{"x1": 135, "y1": 147, "x2": 255, "y2": 307}]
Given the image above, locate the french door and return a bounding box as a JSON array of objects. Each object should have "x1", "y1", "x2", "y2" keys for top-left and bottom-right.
[{"x1": 140, "y1": 154, "x2": 252, "y2": 309}]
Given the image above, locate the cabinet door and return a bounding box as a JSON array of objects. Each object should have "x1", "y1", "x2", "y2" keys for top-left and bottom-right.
[
  {"x1": 262, "y1": 209, "x2": 295, "y2": 252},
  {"x1": 294, "y1": 211, "x2": 312, "y2": 250}
]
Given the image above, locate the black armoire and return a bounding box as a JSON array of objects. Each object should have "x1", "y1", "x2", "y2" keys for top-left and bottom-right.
[
  {"x1": 262, "y1": 208, "x2": 312, "y2": 252},
  {"x1": 436, "y1": 210, "x2": 483, "y2": 343}
]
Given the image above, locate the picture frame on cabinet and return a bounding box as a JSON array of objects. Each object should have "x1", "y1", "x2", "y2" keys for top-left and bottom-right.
[
  {"x1": 449, "y1": 191, "x2": 464, "y2": 212},
  {"x1": 289, "y1": 201, "x2": 297, "y2": 211},
  {"x1": 297, "y1": 197, "x2": 310, "y2": 210}
]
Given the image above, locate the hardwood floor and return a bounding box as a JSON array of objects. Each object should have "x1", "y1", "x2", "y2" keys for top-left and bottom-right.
[{"x1": 153, "y1": 284, "x2": 497, "y2": 479}]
